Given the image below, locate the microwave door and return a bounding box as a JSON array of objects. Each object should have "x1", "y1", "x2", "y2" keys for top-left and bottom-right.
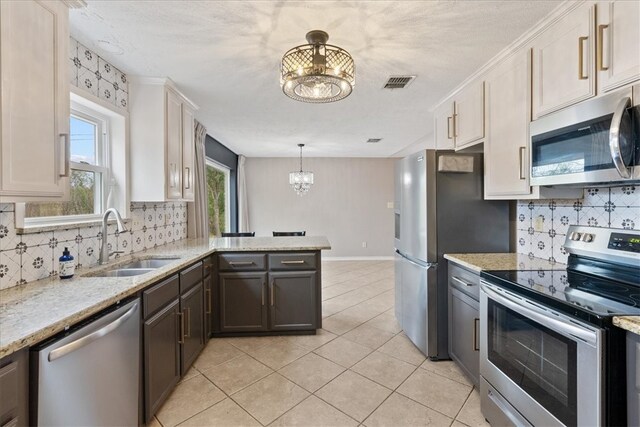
[{"x1": 609, "y1": 97, "x2": 635, "y2": 179}]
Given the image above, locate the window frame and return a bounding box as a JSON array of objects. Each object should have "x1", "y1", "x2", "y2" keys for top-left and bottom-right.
[{"x1": 205, "y1": 159, "x2": 231, "y2": 235}]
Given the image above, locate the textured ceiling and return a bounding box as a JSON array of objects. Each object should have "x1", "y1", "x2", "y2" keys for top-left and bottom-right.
[{"x1": 70, "y1": 1, "x2": 558, "y2": 157}]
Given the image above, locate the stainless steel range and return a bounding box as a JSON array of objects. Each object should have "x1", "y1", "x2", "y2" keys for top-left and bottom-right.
[{"x1": 479, "y1": 225, "x2": 640, "y2": 427}]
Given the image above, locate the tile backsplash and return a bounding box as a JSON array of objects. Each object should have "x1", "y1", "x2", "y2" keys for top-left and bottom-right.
[
  {"x1": 517, "y1": 185, "x2": 639, "y2": 264},
  {"x1": 0, "y1": 202, "x2": 188, "y2": 290},
  {"x1": 69, "y1": 37, "x2": 128, "y2": 109}
]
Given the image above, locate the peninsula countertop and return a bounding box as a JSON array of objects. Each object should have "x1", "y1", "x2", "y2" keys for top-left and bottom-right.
[
  {"x1": 444, "y1": 252, "x2": 566, "y2": 273},
  {"x1": 0, "y1": 236, "x2": 331, "y2": 358}
]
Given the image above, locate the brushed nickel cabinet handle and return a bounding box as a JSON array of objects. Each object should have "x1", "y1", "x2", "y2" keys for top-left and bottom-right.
[
  {"x1": 578, "y1": 36, "x2": 589, "y2": 80},
  {"x1": 473, "y1": 318, "x2": 480, "y2": 351},
  {"x1": 229, "y1": 261, "x2": 254, "y2": 266},
  {"x1": 262, "y1": 282, "x2": 266, "y2": 306},
  {"x1": 270, "y1": 280, "x2": 275, "y2": 306},
  {"x1": 519, "y1": 147, "x2": 526, "y2": 180},
  {"x1": 185, "y1": 307, "x2": 191, "y2": 338},
  {"x1": 598, "y1": 24, "x2": 609, "y2": 71},
  {"x1": 452, "y1": 276, "x2": 473, "y2": 287},
  {"x1": 205, "y1": 288, "x2": 212, "y2": 314},
  {"x1": 281, "y1": 260, "x2": 305, "y2": 264},
  {"x1": 453, "y1": 112, "x2": 459, "y2": 138},
  {"x1": 177, "y1": 311, "x2": 184, "y2": 344},
  {"x1": 447, "y1": 116, "x2": 453, "y2": 139},
  {"x1": 59, "y1": 134, "x2": 70, "y2": 177},
  {"x1": 184, "y1": 167, "x2": 191, "y2": 189}
]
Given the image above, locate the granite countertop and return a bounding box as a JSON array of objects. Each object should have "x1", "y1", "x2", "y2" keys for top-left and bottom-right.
[
  {"x1": 613, "y1": 316, "x2": 640, "y2": 335},
  {"x1": 443, "y1": 253, "x2": 566, "y2": 273},
  {"x1": 0, "y1": 236, "x2": 330, "y2": 358}
]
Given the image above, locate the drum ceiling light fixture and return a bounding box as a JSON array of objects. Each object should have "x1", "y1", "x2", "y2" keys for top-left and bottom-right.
[{"x1": 280, "y1": 30, "x2": 355, "y2": 103}]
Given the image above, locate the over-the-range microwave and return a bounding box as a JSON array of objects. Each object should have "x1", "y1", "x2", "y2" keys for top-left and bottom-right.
[{"x1": 529, "y1": 84, "x2": 639, "y2": 186}]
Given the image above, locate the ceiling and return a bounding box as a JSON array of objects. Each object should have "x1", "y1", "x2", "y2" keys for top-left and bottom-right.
[{"x1": 70, "y1": 1, "x2": 559, "y2": 158}]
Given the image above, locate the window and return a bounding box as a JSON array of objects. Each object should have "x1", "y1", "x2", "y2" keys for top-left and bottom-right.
[
  {"x1": 206, "y1": 160, "x2": 230, "y2": 237},
  {"x1": 25, "y1": 102, "x2": 110, "y2": 224}
]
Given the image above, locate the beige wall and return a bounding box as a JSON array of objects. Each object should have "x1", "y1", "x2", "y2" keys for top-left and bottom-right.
[{"x1": 244, "y1": 157, "x2": 395, "y2": 258}]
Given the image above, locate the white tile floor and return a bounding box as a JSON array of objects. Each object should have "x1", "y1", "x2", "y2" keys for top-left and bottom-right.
[{"x1": 151, "y1": 260, "x2": 489, "y2": 427}]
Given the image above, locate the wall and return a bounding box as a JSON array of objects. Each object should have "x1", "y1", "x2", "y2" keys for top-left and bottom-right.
[
  {"x1": 205, "y1": 135, "x2": 238, "y2": 231},
  {"x1": 244, "y1": 157, "x2": 395, "y2": 258},
  {"x1": 0, "y1": 38, "x2": 187, "y2": 290},
  {"x1": 516, "y1": 185, "x2": 639, "y2": 264}
]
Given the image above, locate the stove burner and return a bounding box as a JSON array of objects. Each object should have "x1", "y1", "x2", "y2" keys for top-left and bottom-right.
[{"x1": 580, "y1": 280, "x2": 630, "y2": 294}]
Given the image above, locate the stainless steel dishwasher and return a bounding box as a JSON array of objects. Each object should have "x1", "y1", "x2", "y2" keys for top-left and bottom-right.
[{"x1": 31, "y1": 298, "x2": 140, "y2": 426}]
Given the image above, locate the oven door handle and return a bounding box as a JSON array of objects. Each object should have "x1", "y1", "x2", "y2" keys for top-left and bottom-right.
[
  {"x1": 481, "y1": 283, "x2": 598, "y2": 346},
  {"x1": 609, "y1": 96, "x2": 632, "y2": 179}
]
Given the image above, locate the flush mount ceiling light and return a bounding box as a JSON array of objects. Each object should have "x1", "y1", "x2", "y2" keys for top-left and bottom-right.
[
  {"x1": 289, "y1": 144, "x2": 314, "y2": 196},
  {"x1": 281, "y1": 30, "x2": 355, "y2": 103}
]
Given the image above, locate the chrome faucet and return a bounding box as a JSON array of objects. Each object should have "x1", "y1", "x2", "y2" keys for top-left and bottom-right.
[{"x1": 99, "y1": 208, "x2": 128, "y2": 265}]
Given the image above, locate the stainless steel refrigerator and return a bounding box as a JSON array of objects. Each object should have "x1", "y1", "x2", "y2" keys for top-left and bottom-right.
[{"x1": 394, "y1": 150, "x2": 509, "y2": 360}]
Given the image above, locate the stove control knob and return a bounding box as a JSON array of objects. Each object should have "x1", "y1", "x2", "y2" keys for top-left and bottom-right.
[
  {"x1": 582, "y1": 233, "x2": 594, "y2": 243},
  {"x1": 570, "y1": 232, "x2": 582, "y2": 241}
]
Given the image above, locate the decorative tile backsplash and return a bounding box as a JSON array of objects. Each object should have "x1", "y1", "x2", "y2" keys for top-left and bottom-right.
[
  {"x1": 69, "y1": 37, "x2": 128, "y2": 109},
  {"x1": 0, "y1": 203, "x2": 188, "y2": 290},
  {"x1": 517, "y1": 185, "x2": 640, "y2": 264}
]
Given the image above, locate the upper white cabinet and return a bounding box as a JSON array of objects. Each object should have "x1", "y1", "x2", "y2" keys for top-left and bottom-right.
[
  {"x1": 129, "y1": 78, "x2": 198, "y2": 202},
  {"x1": 0, "y1": 0, "x2": 70, "y2": 202},
  {"x1": 531, "y1": 2, "x2": 596, "y2": 119},
  {"x1": 453, "y1": 81, "x2": 485, "y2": 149},
  {"x1": 434, "y1": 103, "x2": 454, "y2": 150},
  {"x1": 596, "y1": 0, "x2": 640, "y2": 92}
]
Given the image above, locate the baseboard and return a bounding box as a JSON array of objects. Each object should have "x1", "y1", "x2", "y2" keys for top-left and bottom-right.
[{"x1": 322, "y1": 256, "x2": 394, "y2": 261}]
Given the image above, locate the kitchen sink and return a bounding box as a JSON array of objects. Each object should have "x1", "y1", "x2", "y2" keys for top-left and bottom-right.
[
  {"x1": 92, "y1": 268, "x2": 155, "y2": 277},
  {"x1": 84, "y1": 256, "x2": 180, "y2": 277},
  {"x1": 119, "y1": 258, "x2": 179, "y2": 269}
]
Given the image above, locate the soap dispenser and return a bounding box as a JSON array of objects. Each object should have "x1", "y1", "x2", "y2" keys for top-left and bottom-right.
[{"x1": 59, "y1": 247, "x2": 75, "y2": 279}]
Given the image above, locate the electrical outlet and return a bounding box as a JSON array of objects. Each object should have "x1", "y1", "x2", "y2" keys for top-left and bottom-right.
[
  {"x1": 534, "y1": 215, "x2": 544, "y2": 232},
  {"x1": 362, "y1": 242, "x2": 367, "y2": 248}
]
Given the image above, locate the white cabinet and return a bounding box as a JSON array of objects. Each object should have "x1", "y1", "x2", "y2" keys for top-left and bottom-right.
[
  {"x1": 532, "y1": 2, "x2": 596, "y2": 119},
  {"x1": 453, "y1": 81, "x2": 485, "y2": 149},
  {"x1": 0, "y1": 0, "x2": 70, "y2": 202},
  {"x1": 129, "y1": 78, "x2": 198, "y2": 202},
  {"x1": 434, "y1": 103, "x2": 454, "y2": 150},
  {"x1": 596, "y1": 1, "x2": 640, "y2": 92}
]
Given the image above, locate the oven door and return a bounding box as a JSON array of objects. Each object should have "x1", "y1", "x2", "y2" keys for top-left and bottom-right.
[{"x1": 479, "y1": 281, "x2": 603, "y2": 427}]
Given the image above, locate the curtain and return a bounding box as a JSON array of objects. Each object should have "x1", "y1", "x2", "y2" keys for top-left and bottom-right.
[
  {"x1": 187, "y1": 120, "x2": 209, "y2": 239},
  {"x1": 237, "y1": 154, "x2": 250, "y2": 232}
]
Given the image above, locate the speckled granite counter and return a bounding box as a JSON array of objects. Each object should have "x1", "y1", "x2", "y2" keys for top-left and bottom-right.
[
  {"x1": 613, "y1": 316, "x2": 640, "y2": 335},
  {"x1": 0, "y1": 236, "x2": 330, "y2": 358},
  {"x1": 444, "y1": 253, "x2": 566, "y2": 273}
]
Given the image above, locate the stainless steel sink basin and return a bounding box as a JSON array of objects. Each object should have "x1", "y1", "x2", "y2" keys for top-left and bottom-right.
[
  {"x1": 119, "y1": 258, "x2": 179, "y2": 269},
  {"x1": 93, "y1": 268, "x2": 155, "y2": 277}
]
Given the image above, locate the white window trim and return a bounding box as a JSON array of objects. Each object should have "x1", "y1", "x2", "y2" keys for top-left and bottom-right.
[{"x1": 206, "y1": 159, "x2": 231, "y2": 233}]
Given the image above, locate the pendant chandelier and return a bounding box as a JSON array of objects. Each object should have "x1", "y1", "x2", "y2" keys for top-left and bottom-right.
[
  {"x1": 289, "y1": 144, "x2": 314, "y2": 196},
  {"x1": 280, "y1": 30, "x2": 355, "y2": 103}
]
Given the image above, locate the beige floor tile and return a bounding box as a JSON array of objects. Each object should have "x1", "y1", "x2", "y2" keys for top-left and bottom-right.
[
  {"x1": 156, "y1": 374, "x2": 226, "y2": 427},
  {"x1": 180, "y1": 366, "x2": 200, "y2": 383},
  {"x1": 231, "y1": 373, "x2": 309, "y2": 425},
  {"x1": 279, "y1": 329, "x2": 338, "y2": 350},
  {"x1": 420, "y1": 359, "x2": 474, "y2": 387},
  {"x1": 201, "y1": 354, "x2": 273, "y2": 395},
  {"x1": 145, "y1": 416, "x2": 162, "y2": 427},
  {"x1": 178, "y1": 398, "x2": 260, "y2": 426},
  {"x1": 351, "y1": 351, "x2": 416, "y2": 389},
  {"x1": 313, "y1": 337, "x2": 373, "y2": 368},
  {"x1": 226, "y1": 335, "x2": 283, "y2": 353},
  {"x1": 456, "y1": 389, "x2": 490, "y2": 427},
  {"x1": 270, "y1": 395, "x2": 359, "y2": 427},
  {"x1": 363, "y1": 392, "x2": 453, "y2": 427},
  {"x1": 279, "y1": 352, "x2": 345, "y2": 392},
  {"x1": 315, "y1": 370, "x2": 392, "y2": 422},
  {"x1": 245, "y1": 340, "x2": 310, "y2": 370},
  {"x1": 193, "y1": 340, "x2": 243, "y2": 371},
  {"x1": 342, "y1": 323, "x2": 395, "y2": 349},
  {"x1": 365, "y1": 312, "x2": 402, "y2": 334},
  {"x1": 397, "y1": 369, "x2": 472, "y2": 418},
  {"x1": 452, "y1": 422, "x2": 469, "y2": 427},
  {"x1": 377, "y1": 334, "x2": 427, "y2": 366},
  {"x1": 322, "y1": 312, "x2": 363, "y2": 335}
]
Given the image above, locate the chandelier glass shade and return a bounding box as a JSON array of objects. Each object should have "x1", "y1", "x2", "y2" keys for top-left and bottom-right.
[
  {"x1": 281, "y1": 30, "x2": 355, "y2": 103},
  {"x1": 289, "y1": 144, "x2": 314, "y2": 196}
]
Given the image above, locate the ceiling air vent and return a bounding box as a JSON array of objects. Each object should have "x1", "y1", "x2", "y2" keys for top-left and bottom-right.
[
  {"x1": 383, "y1": 75, "x2": 416, "y2": 89},
  {"x1": 366, "y1": 138, "x2": 383, "y2": 144}
]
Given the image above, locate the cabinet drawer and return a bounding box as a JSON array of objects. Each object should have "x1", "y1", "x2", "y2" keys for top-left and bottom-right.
[
  {"x1": 448, "y1": 263, "x2": 480, "y2": 301},
  {"x1": 269, "y1": 253, "x2": 316, "y2": 271},
  {"x1": 219, "y1": 253, "x2": 266, "y2": 271},
  {"x1": 0, "y1": 361, "x2": 18, "y2": 421},
  {"x1": 143, "y1": 275, "x2": 180, "y2": 319},
  {"x1": 180, "y1": 262, "x2": 203, "y2": 293}
]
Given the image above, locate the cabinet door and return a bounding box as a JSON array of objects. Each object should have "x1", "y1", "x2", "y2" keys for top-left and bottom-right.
[
  {"x1": 0, "y1": 349, "x2": 28, "y2": 427},
  {"x1": 434, "y1": 103, "x2": 454, "y2": 150},
  {"x1": 532, "y1": 3, "x2": 595, "y2": 119},
  {"x1": 449, "y1": 287, "x2": 479, "y2": 386},
  {"x1": 144, "y1": 299, "x2": 180, "y2": 423},
  {"x1": 269, "y1": 271, "x2": 317, "y2": 331},
  {"x1": 485, "y1": 50, "x2": 532, "y2": 198},
  {"x1": 181, "y1": 105, "x2": 195, "y2": 201},
  {"x1": 165, "y1": 89, "x2": 183, "y2": 200},
  {"x1": 597, "y1": 1, "x2": 640, "y2": 92},
  {"x1": 180, "y1": 282, "x2": 204, "y2": 373},
  {"x1": 219, "y1": 272, "x2": 268, "y2": 332},
  {"x1": 453, "y1": 81, "x2": 485, "y2": 149},
  {"x1": 0, "y1": 0, "x2": 69, "y2": 201}
]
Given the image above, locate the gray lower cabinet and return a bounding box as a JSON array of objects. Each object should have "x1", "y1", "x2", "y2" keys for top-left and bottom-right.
[
  {"x1": 219, "y1": 272, "x2": 268, "y2": 332},
  {"x1": 448, "y1": 262, "x2": 480, "y2": 386},
  {"x1": 0, "y1": 348, "x2": 28, "y2": 427},
  {"x1": 628, "y1": 331, "x2": 640, "y2": 426},
  {"x1": 204, "y1": 274, "x2": 213, "y2": 340},
  {"x1": 269, "y1": 271, "x2": 317, "y2": 330},
  {"x1": 180, "y1": 282, "x2": 204, "y2": 373}
]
